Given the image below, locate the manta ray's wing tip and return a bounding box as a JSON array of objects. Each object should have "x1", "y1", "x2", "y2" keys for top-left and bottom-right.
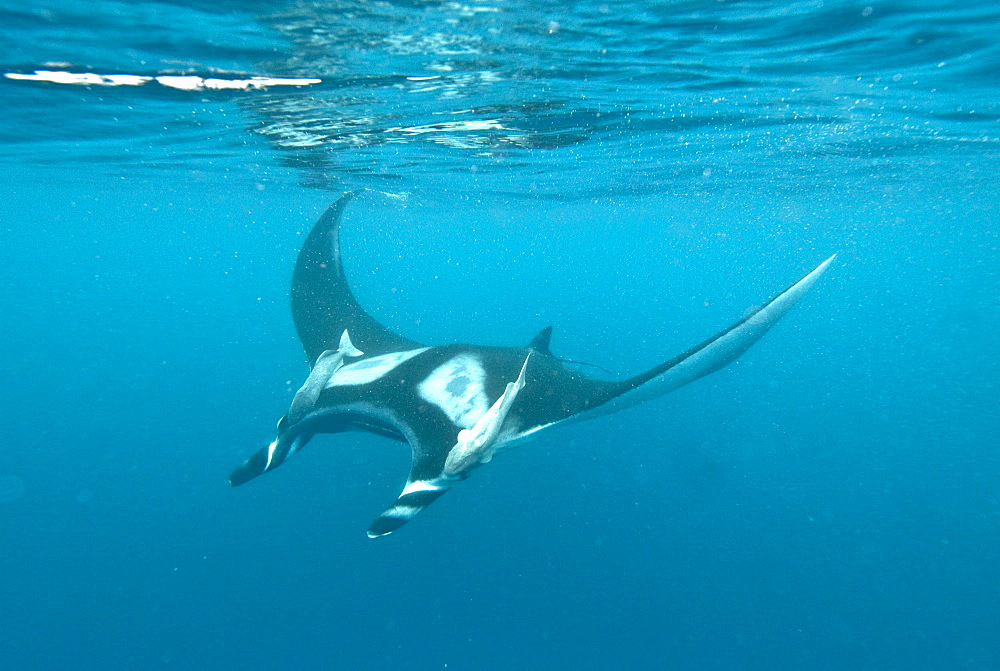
[{"x1": 794, "y1": 253, "x2": 837, "y2": 291}]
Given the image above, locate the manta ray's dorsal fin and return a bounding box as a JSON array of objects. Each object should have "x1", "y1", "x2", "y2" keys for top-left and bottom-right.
[
  {"x1": 291, "y1": 192, "x2": 424, "y2": 366},
  {"x1": 527, "y1": 327, "x2": 609, "y2": 372},
  {"x1": 527, "y1": 326, "x2": 554, "y2": 356}
]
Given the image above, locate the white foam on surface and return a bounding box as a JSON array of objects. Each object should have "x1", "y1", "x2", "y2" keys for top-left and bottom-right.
[{"x1": 4, "y1": 70, "x2": 321, "y2": 90}]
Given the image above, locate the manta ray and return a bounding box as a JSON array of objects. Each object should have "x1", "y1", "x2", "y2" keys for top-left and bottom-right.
[{"x1": 230, "y1": 193, "x2": 835, "y2": 537}]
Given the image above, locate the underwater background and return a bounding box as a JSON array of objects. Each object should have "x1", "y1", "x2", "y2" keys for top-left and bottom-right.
[{"x1": 1, "y1": 0, "x2": 998, "y2": 668}]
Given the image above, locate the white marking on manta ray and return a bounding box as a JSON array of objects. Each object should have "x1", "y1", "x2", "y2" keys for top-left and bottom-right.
[
  {"x1": 384, "y1": 504, "x2": 422, "y2": 518},
  {"x1": 401, "y1": 480, "x2": 444, "y2": 496},
  {"x1": 264, "y1": 440, "x2": 279, "y2": 471},
  {"x1": 326, "y1": 348, "x2": 430, "y2": 386},
  {"x1": 285, "y1": 436, "x2": 305, "y2": 462},
  {"x1": 418, "y1": 354, "x2": 489, "y2": 429}
]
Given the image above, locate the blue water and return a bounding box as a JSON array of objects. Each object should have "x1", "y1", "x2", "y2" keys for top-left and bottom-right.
[{"x1": 2, "y1": 0, "x2": 998, "y2": 668}]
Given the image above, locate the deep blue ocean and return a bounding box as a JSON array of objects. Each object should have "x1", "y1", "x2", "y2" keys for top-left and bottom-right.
[{"x1": 2, "y1": 0, "x2": 998, "y2": 668}]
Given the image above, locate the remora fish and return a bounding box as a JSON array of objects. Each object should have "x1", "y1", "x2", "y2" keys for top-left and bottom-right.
[
  {"x1": 286, "y1": 329, "x2": 363, "y2": 426},
  {"x1": 443, "y1": 352, "x2": 531, "y2": 477}
]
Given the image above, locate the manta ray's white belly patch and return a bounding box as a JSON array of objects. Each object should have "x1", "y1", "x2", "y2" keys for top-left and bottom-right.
[
  {"x1": 326, "y1": 348, "x2": 429, "y2": 386},
  {"x1": 418, "y1": 354, "x2": 489, "y2": 429}
]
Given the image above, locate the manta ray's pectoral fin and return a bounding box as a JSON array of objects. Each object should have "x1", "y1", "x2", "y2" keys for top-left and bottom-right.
[
  {"x1": 604, "y1": 254, "x2": 837, "y2": 412},
  {"x1": 292, "y1": 193, "x2": 424, "y2": 365},
  {"x1": 367, "y1": 477, "x2": 451, "y2": 538}
]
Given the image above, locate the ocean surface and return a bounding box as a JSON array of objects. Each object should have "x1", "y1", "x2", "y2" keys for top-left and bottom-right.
[{"x1": 2, "y1": 0, "x2": 998, "y2": 668}]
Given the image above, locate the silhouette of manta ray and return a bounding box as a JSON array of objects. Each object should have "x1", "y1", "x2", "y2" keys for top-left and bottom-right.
[{"x1": 230, "y1": 193, "x2": 836, "y2": 537}]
